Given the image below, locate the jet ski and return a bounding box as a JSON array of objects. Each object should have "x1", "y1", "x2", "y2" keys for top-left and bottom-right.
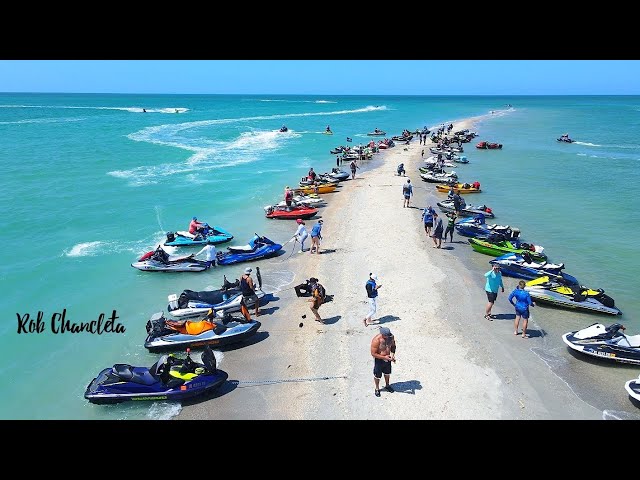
[
  {"x1": 490, "y1": 252, "x2": 579, "y2": 284},
  {"x1": 557, "y1": 135, "x2": 574, "y2": 143},
  {"x1": 84, "y1": 345, "x2": 227, "y2": 404},
  {"x1": 437, "y1": 200, "x2": 495, "y2": 219},
  {"x1": 454, "y1": 215, "x2": 520, "y2": 239},
  {"x1": 264, "y1": 204, "x2": 318, "y2": 220},
  {"x1": 216, "y1": 235, "x2": 282, "y2": 265},
  {"x1": 145, "y1": 304, "x2": 260, "y2": 353},
  {"x1": 525, "y1": 276, "x2": 622, "y2": 315},
  {"x1": 131, "y1": 246, "x2": 209, "y2": 272},
  {"x1": 562, "y1": 323, "x2": 640, "y2": 365},
  {"x1": 325, "y1": 168, "x2": 350, "y2": 181},
  {"x1": 420, "y1": 171, "x2": 458, "y2": 183},
  {"x1": 468, "y1": 235, "x2": 547, "y2": 262},
  {"x1": 167, "y1": 267, "x2": 265, "y2": 318},
  {"x1": 164, "y1": 224, "x2": 234, "y2": 247},
  {"x1": 624, "y1": 375, "x2": 640, "y2": 403}
]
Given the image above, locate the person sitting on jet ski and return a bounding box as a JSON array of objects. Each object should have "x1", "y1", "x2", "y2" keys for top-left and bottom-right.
[
  {"x1": 308, "y1": 167, "x2": 317, "y2": 182},
  {"x1": 151, "y1": 245, "x2": 170, "y2": 263},
  {"x1": 326, "y1": 125, "x2": 331, "y2": 132},
  {"x1": 189, "y1": 216, "x2": 206, "y2": 236}
]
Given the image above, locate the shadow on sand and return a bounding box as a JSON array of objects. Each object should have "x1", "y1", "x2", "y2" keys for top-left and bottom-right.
[
  {"x1": 389, "y1": 379, "x2": 422, "y2": 395},
  {"x1": 373, "y1": 315, "x2": 402, "y2": 325}
]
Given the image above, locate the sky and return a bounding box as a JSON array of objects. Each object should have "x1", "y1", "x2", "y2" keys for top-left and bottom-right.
[{"x1": 0, "y1": 60, "x2": 638, "y2": 95}]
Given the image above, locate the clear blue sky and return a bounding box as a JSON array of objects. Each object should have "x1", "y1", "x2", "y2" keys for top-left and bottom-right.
[{"x1": 0, "y1": 60, "x2": 638, "y2": 95}]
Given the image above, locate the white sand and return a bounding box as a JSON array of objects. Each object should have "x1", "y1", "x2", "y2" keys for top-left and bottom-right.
[{"x1": 178, "y1": 117, "x2": 602, "y2": 420}]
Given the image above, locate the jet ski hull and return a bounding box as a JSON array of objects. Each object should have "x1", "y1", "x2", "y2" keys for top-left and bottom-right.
[
  {"x1": 145, "y1": 320, "x2": 261, "y2": 353},
  {"x1": 84, "y1": 347, "x2": 228, "y2": 405},
  {"x1": 168, "y1": 290, "x2": 265, "y2": 318},
  {"x1": 562, "y1": 323, "x2": 640, "y2": 364},
  {"x1": 164, "y1": 226, "x2": 234, "y2": 247},
  {"x1": 624, "y1": 377, "x2": 640, "y2": 403},
  {"x1": 131, "y1": 259, "x2": 209, "y2": 272},
  {"x1": 526, "y1": 287, "x2": 622, "y2": 315}
]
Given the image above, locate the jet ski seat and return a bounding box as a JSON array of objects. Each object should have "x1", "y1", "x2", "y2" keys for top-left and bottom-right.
[{"x1": 621, "y1": 335, "x2": 640, "y2": 348}]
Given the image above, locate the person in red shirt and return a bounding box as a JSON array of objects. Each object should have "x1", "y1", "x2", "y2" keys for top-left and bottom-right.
[{"x1": 189, "y1": 216, "x2": 205, "y2": 235}]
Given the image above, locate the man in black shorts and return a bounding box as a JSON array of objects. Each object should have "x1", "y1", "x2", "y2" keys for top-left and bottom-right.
[{"x1": 370, "y1": 326, "x2": 396, "y2": 397}]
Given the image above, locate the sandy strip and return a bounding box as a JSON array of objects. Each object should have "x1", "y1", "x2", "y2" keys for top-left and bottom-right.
[{"x1": 178, "y1": 116, "x2": 602, "y2": 420}]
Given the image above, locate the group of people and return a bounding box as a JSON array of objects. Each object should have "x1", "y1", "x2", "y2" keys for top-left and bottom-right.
[
  {"x1": 483, "y1": 265, "x2": 534, "y2": 338},
  {"x1": 291, "y1": 218, "x2": 323, "y2": 254}
]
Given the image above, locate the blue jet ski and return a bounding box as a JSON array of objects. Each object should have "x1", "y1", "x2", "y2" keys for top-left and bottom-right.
[
  {"x1": 490, "y1": 252, "x2": 579, "y2": 285},
  {"x1": 455, "y1": 214, "x2": 521, "y2": 239},
  {"x1": 84, "y1": 345, "x2": 227, "y2": 405},
  {"x1": 216, "y1": 234, "x2": 282, "y2": 265},
  {"x1": 164, "y1": 224, "x2": 234, "y2": 247}
]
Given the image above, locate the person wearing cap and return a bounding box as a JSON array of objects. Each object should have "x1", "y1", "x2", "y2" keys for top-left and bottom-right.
[
  {"x1": 240, "y1": 267, "x2": 260, "y2": 317},
  {"x1": 484, "y1": 264, "x2": 505, "y2": 320},
  {"x1": 310, "y1": 219, "x2": 323, "y2": 254},
  {"x1": 371, "y1": 326, "x2": 396, "y2": 397},
  {"x1": 402, "y1": 178, "x2": 413, "y2": 208},
  {"x1": 363, "y1": 273, "x2": 381, "y2": 327},
  {"x1": 189, "y1": 216, "x2": 205, "y2": 235},
  {"x1": 293, "y1": 218, "x2": 309, "y2": 253}
]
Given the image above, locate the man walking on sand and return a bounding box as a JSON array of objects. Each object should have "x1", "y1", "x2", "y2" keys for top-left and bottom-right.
[
  {"x1": 371, "y1": 326, "x2": 396, "y2": 397},
  {"x1": 402, "y1": 178, "x2": 413, "y2": 208},
  {"x1": 364, "y1": 273, "x2": 381, "y2": 326},
  {"x1": 484, "y1": 264, "x2": 504, "y2": 320}
]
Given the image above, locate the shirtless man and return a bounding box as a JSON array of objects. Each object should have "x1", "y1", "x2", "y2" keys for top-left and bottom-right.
[{"x1": 371, "y1": 326, "x2": 396, "y2": 397}]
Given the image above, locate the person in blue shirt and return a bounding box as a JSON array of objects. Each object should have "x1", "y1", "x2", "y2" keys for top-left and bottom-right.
[
  {"x1": 484, "y1": 264, "x2": 504, "y2": 320},
  {"x1": 422, "y1": 205, "x2": 435, "y2": 237},
  {"x1": 310, "y1": 219, "x2": 323, "y2": 254},
  {"x1": 508, "y1": 280, "x2": 535, "y2": 338}
]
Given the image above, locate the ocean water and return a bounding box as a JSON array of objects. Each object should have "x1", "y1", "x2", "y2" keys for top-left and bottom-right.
[{"x1": 1, "y1": 94, "x2": 638, "y2": 419}]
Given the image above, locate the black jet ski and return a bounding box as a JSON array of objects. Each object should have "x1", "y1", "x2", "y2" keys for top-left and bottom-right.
[
  {"x1": 145, "y1": 303, "x2": 260, "y2": 353},
  {"x1": 562, "y1": 323, "x2": 640, "y2": 365},
  {"x1": 168, "y1": 268, "x2": 264, "y2": 319},
  {"x1": 84, "y1": 346, "x2": 227, "y2": 404}
]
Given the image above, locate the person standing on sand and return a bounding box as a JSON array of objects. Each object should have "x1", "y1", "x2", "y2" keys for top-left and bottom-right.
[
  {"x1": 293, "y1": 218, "x2": 309, "y2": 253},
  {"x1": 240, "y1": 267, "x2": 261, "y2": 317},
  {"x1": 402, "y1": 178, "x2": 413, "y2": 208},
  {"x1": 422, "y1": 205, "x2": 435, "y2": 238},
  {"x1": 364, "y1": 273, "x2": 381, "y2": 326},
  {"x1": 371, "y1": 326, "x2": 396, "y2": 397},
  {"x1": 310, "y1": 219, "x2": 323, "y2": 254},
  {"x1": 444, "y1": 211, "x2": 457, "y2": 242},
  {"x1": 508, "y1": 280, "x2": 535, "y2": 338},
  {"x1": 432, "y1": 212, "x2": 444, "y2": 248},
  {"x1": 350, "y1": 159, "x2": 358, "y2": 179},
  {"x1": 309, "y1": 280, "x2": 326, "y2": 324},
  {"x1": 484, "y1": 264, "x2": 504, "y2": 320}
]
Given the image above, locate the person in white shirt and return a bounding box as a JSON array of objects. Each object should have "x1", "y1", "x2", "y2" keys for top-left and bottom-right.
[
  {"x1": 195, "y1": 243, "x2": 217, "y2": 267},
  {"x1": 294, "y1": 219, "x2": 309, "y2": 253}
]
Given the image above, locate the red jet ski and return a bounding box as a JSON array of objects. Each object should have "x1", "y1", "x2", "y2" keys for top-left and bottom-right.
[{"x1": 264, "y1": 205, "x2": 318, "y2": 220}]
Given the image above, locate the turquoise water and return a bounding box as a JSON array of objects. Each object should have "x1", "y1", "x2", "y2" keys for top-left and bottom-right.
[{"x1": 1, "y1": 94, "x2": 638, "y2": 419}]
